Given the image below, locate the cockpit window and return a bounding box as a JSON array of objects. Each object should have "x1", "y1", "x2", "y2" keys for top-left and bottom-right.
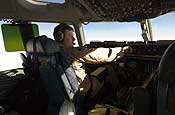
[
  {"x1": 83, "y1": 13, "x2": 175, "y2": 43},
  {"x1": 0, "y1": 21, "x2": 24, "y2": 71},
  {"x1": 35, "y1": 0, "x2": 65, "y2": 4},
  {"x1": 151, "y1": 13, "x2": 175, "y2": 41},
  {"x1": 83, "y1": 22, "x2": 143, "y2": 43}
]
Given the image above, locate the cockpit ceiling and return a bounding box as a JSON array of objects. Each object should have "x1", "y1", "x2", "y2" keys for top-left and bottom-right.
[
  {"x1": 0, "y1": 0, "x2": 174, "y2": 22},
  {"x1": 73, "y1": 0, "x2": 175, "y2": 22}
]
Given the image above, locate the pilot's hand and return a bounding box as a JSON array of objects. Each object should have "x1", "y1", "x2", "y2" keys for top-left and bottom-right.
[
  {"x1": 123, "y1": 46, "x2": 133, "y2": 53},
  {"x1": 116, "y1": 46, "x2": 133, "y2": 59}
]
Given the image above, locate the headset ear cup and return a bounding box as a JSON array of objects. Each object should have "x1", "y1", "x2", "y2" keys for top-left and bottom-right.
[{"x1": 55, "y1": 31, "x2": 64, "y2": 43}]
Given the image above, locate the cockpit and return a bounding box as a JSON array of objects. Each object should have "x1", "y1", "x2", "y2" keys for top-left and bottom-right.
[{"x1": 0, "y1": 0, "x2": 175, "y2": 115}]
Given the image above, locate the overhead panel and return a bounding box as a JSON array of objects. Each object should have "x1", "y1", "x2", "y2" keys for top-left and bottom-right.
[
  {"x1": 73, "y1": 0, "x2": 175, "y2": 22},
  {"x1": 0, "y1": 0, "x2": 174, "y2": 22},
  {"x1": 0, "y1": 0, "x2": 16, "y2": 12}
]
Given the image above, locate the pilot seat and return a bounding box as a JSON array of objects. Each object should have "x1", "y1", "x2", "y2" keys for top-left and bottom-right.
[{"x1": 24, "y1": 35, "x2": 79, "y2": 115}]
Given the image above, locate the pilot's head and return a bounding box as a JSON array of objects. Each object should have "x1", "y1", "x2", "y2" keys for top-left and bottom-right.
[{"x1": 53, "y1": 23, "x2": 75, "y2": 49}]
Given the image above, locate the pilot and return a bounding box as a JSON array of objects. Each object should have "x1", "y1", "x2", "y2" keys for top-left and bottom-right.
[
  {"x1": 53, "y1": 23, "x2": 89, "y2": 115},
  {"x1": 53, "y1": 23, "x2": 132, "y2": 114},
  {"x1": 53, "y1": 23, "x2": 131, "y2": 82}
]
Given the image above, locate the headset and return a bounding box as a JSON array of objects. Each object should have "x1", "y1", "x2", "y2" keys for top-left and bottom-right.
[{"x1": 53, "y1": 23, "x2": 66, "y2": 43}]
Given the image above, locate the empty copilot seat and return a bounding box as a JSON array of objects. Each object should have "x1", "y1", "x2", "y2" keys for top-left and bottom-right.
[
  {"x1": 133, "y1": 42, "x2": 175, "y2": 115},
  {"x1": 156, "y1": 42, "x2": 175, "y2": 115}
]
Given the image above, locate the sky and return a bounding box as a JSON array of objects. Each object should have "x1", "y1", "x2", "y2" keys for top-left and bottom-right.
[
  {"x1": 0, "y1": 9, "x2": 174, "y2": 71},
  {"x1": 83, "y1": 12, "x2": 175, "y2": 42}
]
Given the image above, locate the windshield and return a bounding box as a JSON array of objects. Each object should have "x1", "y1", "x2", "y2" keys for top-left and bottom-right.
[
  {"x1": 83, "y1": 22, "x2": 142, "y2": 43},
  {"x1": 83, "y1": 12, "x2": 175, "y2": 43},
  {"x1": 0, "y1": 12, "x2": 174, "y2": 71},
  {"x1": 0, "y1": 22, "x2": 24, "y2": 71},
  {"x1": 151, "y1": 13, "x2": 175, "y2": 41}
]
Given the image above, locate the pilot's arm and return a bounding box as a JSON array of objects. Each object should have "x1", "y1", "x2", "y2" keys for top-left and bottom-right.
[
  {"x1": 70, "y1": 46, "x2": 132, "y2": 82},
  {"x1": 71, "y1": 46, "x2": 131, "y2": 64}
]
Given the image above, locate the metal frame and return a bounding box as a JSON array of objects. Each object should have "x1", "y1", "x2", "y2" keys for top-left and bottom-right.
[
  {"x1": 73, "y1": 23, "x2": 86, "y2": 46},
  {"x1": 140, "y1": 19, "x2": 153, "y2": 41}
]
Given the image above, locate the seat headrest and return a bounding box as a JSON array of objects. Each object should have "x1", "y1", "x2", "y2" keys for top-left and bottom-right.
[
  {"x1": 159, "y1": 42, "x2": 175, "y2": 81},
  {"x1": 26, "y1": 35, "x2": 60, "y2": 54}
]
